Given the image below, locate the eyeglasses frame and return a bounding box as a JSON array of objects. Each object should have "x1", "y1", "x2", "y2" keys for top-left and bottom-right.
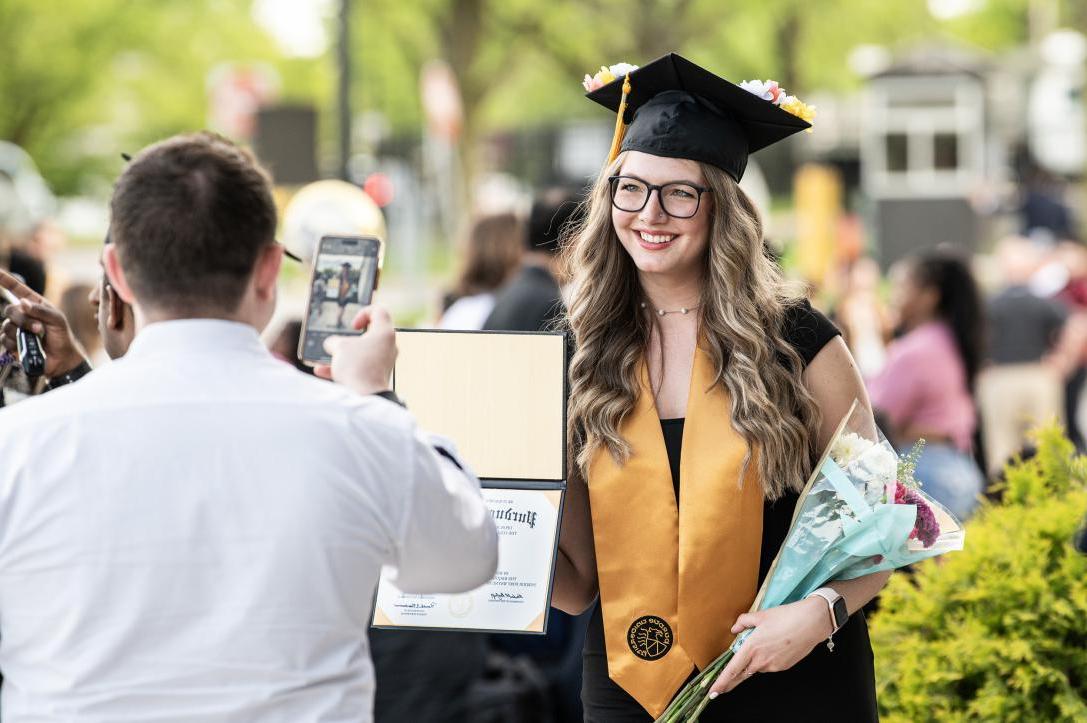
[{"x1": 607, "y1": 175, "x2": 711, "y2": 219}]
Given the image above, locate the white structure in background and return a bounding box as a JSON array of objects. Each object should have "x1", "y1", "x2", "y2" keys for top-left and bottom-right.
[
  {"x1": 0, "y1": 142, "x2": 55, "y2": 234},
  {"x1": 281, "y1": 180, "x2": 387, "y2": 265},
  {"x1": 1028, "y1": 29, "x2": 1086, "y2": 176},
  {"x1": 860, "y1": 48, "x2": 991, "y2": 266}
]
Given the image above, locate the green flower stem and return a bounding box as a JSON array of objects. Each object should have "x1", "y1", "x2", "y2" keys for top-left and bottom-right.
[
  {"x1": 684, "y1": 695, "x2": 711, "y2": 722},
  {"x1": 657, "y1": 650, "x2": 735, "y2": 722}
]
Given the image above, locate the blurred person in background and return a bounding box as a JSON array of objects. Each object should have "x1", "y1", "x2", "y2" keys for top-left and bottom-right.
[
  {"x1": 59, "y1": 282, "x2": 102, "y2": 366},
  {"x1": 0, "y1": 227, "x2": 46, "y2": 296},
  {"x1": 26, "y1": 219, "x2": 68, "y2": 299},
  {"x1": 832, "y1": 256, "x2": 891, "y2": 379},
  {"x1": 867, "y1": 250, "x2": 985, "y2": 520},
  {"x1": 1026, "y1": 241, "x2": 1087, "y2": 448},
  {"x1": 24, "y1": 219, "x2": 65, "y2": 265},
  {"x1": 1037, "y1": 242, "x2": 1087, "y2": 450},
  {"x1": 976, "y1": 237, "x2": 1067, "y2": 475},
  {"x1": 483, "y1": 187, "x2": 582, "y2": 332},
  {"x1": 1020, "y1": 165, "x2": 1078, "y2": 245},
  {"x1": 439, "y1": 212, "x2": 523, "y2": 330}
]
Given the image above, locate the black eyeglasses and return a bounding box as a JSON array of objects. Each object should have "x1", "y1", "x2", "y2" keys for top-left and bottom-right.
[{"x1": 608, "y1": 175, "x2": 710, "y2": 219}]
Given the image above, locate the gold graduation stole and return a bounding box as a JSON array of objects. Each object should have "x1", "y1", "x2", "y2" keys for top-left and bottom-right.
[{"x1": 587, "y1": 346, "x2": 765, "y2": 717}]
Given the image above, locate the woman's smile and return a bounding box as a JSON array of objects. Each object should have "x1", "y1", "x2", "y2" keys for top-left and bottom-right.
[{"x1": 634, "y1": 229, "x2": 678, "y2": 250}]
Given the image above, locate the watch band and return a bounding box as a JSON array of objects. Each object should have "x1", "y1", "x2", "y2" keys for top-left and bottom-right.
[
  {"x1": 807, "y1": 587, "x2": 847, "y2": 651},
  {"x1": 44, "y1": 360, "x2": 93, "y2": 392}
]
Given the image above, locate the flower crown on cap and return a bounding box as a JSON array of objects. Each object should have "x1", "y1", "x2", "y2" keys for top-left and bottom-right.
[
  {"x1": 738, "y1": 79, "x2": 815, "y2": 126},
  {"x1": 582, "y1": 63, "x2": 638, "y2": 93}
]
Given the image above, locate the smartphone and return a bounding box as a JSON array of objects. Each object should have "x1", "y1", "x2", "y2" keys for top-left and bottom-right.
[{"x1": 298, "y1": 235, "x2": 381, "y2": 366}]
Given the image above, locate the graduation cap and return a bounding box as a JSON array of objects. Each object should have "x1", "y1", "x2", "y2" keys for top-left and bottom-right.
[{"x1": 585, "y1": 53, "x2": 812, "y2": 182}]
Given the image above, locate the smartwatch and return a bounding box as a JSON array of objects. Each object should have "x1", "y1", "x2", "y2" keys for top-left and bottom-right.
[{"x1": 807, "y1": 587, "x2": 848, "y2": 651}]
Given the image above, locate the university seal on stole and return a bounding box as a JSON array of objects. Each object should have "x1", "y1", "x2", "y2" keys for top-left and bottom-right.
[{"x1": 627, "y1": 615, "x2": 673, "y2": 660}]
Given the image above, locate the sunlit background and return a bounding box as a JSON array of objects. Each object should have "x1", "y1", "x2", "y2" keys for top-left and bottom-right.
[{"x1": 1, "y1": 0, "x2": 1084, "y2": 321}]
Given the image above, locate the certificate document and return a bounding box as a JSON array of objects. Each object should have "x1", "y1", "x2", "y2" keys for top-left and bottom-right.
[
  {"x1": 372, "y1": 483, "x2": 564, "y2": 634},
  {"x1": 374, "y1": 330, "x2": 568, "y2": 634}
]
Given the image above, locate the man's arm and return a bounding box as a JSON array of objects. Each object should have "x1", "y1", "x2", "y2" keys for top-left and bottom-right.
[
  {"x1": 387, "y1": 432, "x2": 498, "y2": 593},
  {"x1": 321, "y1": 304, "x2": 498, "y2": 593}
]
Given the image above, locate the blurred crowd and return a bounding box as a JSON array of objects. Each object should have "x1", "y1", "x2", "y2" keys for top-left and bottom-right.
[
  {"x1": 835, "y1": 238, "x2": 1087, "y2": 513},
  {"x1": 3, "y1": 162, "x2": 1087, "y2": 720}
]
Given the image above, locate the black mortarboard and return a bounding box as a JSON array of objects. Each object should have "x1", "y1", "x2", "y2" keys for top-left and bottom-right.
[{"x1": 586, "y1": 53, "x2": 811, "y2": 182}]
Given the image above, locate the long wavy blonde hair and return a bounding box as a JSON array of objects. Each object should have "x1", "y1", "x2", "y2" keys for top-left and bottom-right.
[{"x1": 562, "y1": 153, "x2": 820, "y2": 500}]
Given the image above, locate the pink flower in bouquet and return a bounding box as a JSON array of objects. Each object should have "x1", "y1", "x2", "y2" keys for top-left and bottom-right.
[{"x1": 895, "y1": 483, "x2": 939, "y2": 548}]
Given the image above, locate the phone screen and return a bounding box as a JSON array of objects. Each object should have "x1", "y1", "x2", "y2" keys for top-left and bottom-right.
[{"x1": 299, "y1": 235, "x2": 381, "y2": 366}]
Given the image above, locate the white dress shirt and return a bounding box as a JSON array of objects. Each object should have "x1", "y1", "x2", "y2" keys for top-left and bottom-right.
[{"x1": 0, "y1": 320, "x2": 498, "y2": 722}]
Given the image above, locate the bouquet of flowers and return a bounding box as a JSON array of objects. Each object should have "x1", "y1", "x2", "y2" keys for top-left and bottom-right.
[{"x1": 657, "y1": 401, "x2": 965, "y2": 722}]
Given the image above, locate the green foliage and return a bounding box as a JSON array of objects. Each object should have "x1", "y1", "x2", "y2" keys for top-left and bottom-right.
[
  {"x1": 0, "y1": 0, "x2": 1076, "y2": 195},
  {"x1": 898, "y1": 438, "x2": 926, "y2": 489},
  {"x1": 0, "y1": 0, "x2": 326, "y2": 195},
  {"x1": 870, "y1": 424, "x2": 1087, "y2": 722}
]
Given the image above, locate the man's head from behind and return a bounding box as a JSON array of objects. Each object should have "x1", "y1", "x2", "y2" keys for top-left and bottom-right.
[{"x1": 104, "y1": 132, "x2": 281, "y2": 329}]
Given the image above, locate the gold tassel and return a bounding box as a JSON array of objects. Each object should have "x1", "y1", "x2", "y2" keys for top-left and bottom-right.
[{"x1": 607, "y1": 74, "x2": 633, "y2": 163}]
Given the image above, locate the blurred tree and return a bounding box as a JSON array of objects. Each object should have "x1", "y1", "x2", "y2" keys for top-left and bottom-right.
[
  {"x1": 3, "y1": 0, "x2": 1079, "y2": 198},
  {"x1": 0, "y1": 0, "x2": 327, "y2": 195}
]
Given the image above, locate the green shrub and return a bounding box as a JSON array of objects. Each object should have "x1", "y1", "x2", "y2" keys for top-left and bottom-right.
[{"x1": 870, "y1": 425, "x2": 1087, "y2": 722}]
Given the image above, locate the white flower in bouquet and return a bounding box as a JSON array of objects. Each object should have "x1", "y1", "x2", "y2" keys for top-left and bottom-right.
[
  {"x1": 856, "y1": 443, "x2": 898, "y2": 483},
  {"x1": 830, "y1": 432, "x2": 872, "y2": 467}
]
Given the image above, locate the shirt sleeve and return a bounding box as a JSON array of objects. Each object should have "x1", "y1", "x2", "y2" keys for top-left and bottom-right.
[
  {"x1": 781, "y1": 299, "x2": 842, "y2": 366},
  {"x1": 385, "y1": 431, "x2": 499, "y2": 594}
]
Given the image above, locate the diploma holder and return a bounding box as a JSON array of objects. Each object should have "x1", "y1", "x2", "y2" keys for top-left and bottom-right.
[{"x1": 371, "y1": 330, "x2": 567, "y2": 634}]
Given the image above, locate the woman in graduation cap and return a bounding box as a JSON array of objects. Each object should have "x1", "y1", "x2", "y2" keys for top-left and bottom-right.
[{"x1": 553, "y1": 55, "x2": 886, "y2": 721}]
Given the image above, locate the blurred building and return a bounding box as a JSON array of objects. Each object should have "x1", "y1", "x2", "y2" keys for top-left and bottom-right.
[{"x1": 797, "y1": 36, "x2": 1085, "y2": 267}]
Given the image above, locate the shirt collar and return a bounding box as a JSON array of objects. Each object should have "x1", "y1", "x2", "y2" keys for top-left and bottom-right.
[{"x1": 124, "y1": 319, "x2": 268, "y2": 360}]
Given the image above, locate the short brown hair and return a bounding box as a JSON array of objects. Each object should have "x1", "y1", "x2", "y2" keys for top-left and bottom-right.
[{"x1": 109, "y1": 132, "x2": 277, "y2": 313}]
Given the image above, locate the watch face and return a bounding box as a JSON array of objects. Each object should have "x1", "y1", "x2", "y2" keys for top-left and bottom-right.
[{"x1": 832, "y1": 597, "x2": 849, "y2": 628}]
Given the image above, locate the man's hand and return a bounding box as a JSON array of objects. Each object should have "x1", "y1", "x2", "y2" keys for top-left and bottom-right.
[
  {"x1": 0, "y1": 269, "x2": 87, "y2": 378},
  {"x1": 315, "y1": 305, "x2": 397, "y2": 396}
]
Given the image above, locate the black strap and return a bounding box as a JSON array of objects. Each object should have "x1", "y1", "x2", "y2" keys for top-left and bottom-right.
[
  {"x1": 44, "y1": 360, "x2": 93, "y2": 392},
  {"x1": 372, "y1": 389, "x2": 405, "y2": 408}
]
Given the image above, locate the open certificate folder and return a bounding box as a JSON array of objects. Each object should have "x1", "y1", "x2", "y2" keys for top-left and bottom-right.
[{"x1": 371, "y1": 330, "x2": 567, "y2": 634}]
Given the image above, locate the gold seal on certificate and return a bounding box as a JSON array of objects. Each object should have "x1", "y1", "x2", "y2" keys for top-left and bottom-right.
[{"x1": 371, "y1": 330, "x2": 568, "y2": 635}]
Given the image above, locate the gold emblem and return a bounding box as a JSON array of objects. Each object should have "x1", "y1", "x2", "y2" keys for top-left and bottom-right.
[{"x1": 627, "y1": 615, "x2": 673, "y2": 660}]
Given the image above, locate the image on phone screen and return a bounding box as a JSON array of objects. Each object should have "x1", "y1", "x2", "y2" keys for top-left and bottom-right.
[{"x1": 300, "y1": 236, "x2": 380, "y2": 365}]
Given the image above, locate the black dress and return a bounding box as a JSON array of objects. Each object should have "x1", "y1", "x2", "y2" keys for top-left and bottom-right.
[{"x1": 581, "y1": 301, "x2": 879, "y2": 722}]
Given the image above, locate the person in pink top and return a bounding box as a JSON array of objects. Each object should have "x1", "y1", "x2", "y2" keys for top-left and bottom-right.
[{"x1": 868, "y1": 251, "x2": 986, "y2": 520}]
